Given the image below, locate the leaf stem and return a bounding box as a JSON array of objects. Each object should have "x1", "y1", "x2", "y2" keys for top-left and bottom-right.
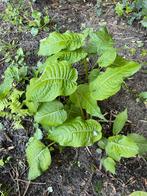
[
  {"x1": 48, "y1": 142, "x2": 55, "y2": 147},
  {"x1": 76, "y1": 93, "x2": 85, "y2": 119},
  {"x1": 83, "y1": 59, "x2": 88, "y2": 80}
]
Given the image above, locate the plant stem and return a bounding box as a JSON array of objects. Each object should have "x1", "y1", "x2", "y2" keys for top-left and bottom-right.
[
  {"x1": 48, "y1": 142, "x2": 55, "y2": 147},
  {"x1": 83, "y1": 60, "x2": 88, "y2": 80},
  {"x1": 76, "y1": 94, "x2": 85, "y2": 119}
]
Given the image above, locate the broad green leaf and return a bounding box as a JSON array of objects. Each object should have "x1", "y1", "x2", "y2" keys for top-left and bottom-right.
[
  {"x1": 64, "y1": 31, "x2": 87, "y2": 51},
  {"x1": 97, "y1": 48, "x2": 117, "y2": 67},
  {"x1": 89, "y1": 27, "x2": 115, "y2": 54},
  {"x1": 70, "y1": 84, "x2": 106, "y2": 120},
  {"x1": 38, "y1": 31, "x2": 86, "y2": 56},
  {"x1": 38, "y1": 32, "x2": 67, "y2": 56},
  {"x1": 90, "y1": 60, "x2": 141, "y2": 100},
  {"x1": 55, "y1": 49, "x2": 87, "y2": 64},
  {"x1": 26, "y1": 61, "x2": 78, "y2": 102},
  {"x1": 26, "y1": 137, "x2": 51, "y2": 180},
  {"x1": 88, "y1": 69, "x2": 100, "y2": 82},
  {"x1": 89, "y1": 28, "x2": 116, "y2": 67},
  {"x1": 101, "y1": 157, "x2": 116, "y2": 174},
  {"x1": 130, "y1": 191, "x2": 147, "y2": 196},
  {"x1": 113, "y1": 109, "x2": 128, "y2": 135},
  {"x1": 105, "y1": 135, "x2": 138, "y2": 161},
  {"x1": 48, "y1": 117, "x2": 102, "y2": 147},
  {"x1": 128, "y1": 133, "x2": 147, "y2": 155},
  {"x1": 34, "y1": 100, "x2": 67, "y2": 126}
]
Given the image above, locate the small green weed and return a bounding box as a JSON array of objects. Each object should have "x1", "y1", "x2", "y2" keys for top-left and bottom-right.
[
  {"x1": 99, "y1": 109, "x2": 147, "y2": 174},
  {"x1": 0, "y1": 0, "x2": 51, "y2": 36},
  {"x1": 115, "y1": 0, "x2": 147, "y2": 27}
]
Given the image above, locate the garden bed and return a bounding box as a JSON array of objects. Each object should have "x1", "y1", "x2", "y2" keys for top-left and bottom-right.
[{"x1": 0, "y1": 0, "x2": 147, "y2": 195}]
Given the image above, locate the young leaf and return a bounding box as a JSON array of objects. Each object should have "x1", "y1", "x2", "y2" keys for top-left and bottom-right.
[
  {"x1": 38, "y1": 31, "x2": 86, "y2": 56},
  {"x1": 101, "y1": 157, "x2": 116, "y2": 174},
  {"x1": 105, "y1": 135, "x2": 139, "y2": 161},
  {"x1": 128, "y1": 133, "x2": 147, "y2": 155},
  {"x1": 89, "y1": 27, "x2": 116, "y2": 67},
  {"x1": 113, "y1": 109, "x2": 128, "y2": 135},
  {"x1": 115, "y1": 2, "x2": 124, "y2": 16},
  {"x1": 70, "y1": 84, "x2": 106, "y2": 120},
  {"x1": 34, "y1": 127, "x2": 43, "y2": 140},
  {"x1": 26, "y1": 61, "x2": 78, "y2": 102},
  {"x1": 48, "y1": 117, "x2": 102, "y2": 147},
  {"x1": 89, "y1": 27, "x2": 115, "y2": 54},
  {"x1": 139, "y1": 91, "x2": 147, "y2": 101},
  {"x1": 90, "y1": 60, "x2": 141, "y2": 100},
  {"x1": 26, "y1": 137, "x2": 51, "y2": 180},
  {"x1": 34, "y1": 100, "x2": 67, "y2": 127},
  {"x1": 31, "y1": 27, "x2": 39, "y2": 36}
]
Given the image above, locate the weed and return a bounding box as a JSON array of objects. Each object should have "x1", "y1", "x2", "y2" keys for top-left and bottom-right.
[
  {"x1": 115, "y1": 0, "x2": 147, "y2": 27},
  {"x1": 0, "y1": 0, "x2": 51, "y2": 36}
]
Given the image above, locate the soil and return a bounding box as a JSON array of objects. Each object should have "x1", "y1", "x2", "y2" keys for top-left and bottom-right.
[{"x1": 0, "y1": 0, "x2": 147, "y2": 196}]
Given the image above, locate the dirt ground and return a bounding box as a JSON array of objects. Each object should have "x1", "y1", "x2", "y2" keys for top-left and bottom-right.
[{"x1": 0, "y1": 0, "x2": 147, "y2": 195}]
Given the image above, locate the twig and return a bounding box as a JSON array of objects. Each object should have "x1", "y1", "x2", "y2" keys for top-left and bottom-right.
[
  {"x1": 14, "y1": 178, "x2": 46, "y2": 185},
  {"x1": 15, "y1": 167, "x2": 21, "y2": 196},
  {"x1": 85, "y1": 147, "x2": 103, "y2": 175},
  {"x1": 23, "y1": 181, "x2": 30, "y2": 196}
]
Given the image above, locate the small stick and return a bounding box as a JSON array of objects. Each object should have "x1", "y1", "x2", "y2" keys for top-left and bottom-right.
[
  {"x1": 14, "y1": 178, "x2": 46, "y2": 185},
  {"x1": 23, "y1": 181, "x2": 30, "y2": 196}
]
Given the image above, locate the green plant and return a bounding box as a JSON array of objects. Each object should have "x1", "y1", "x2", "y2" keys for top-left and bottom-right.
[
  {"x1": 0, "y1": 1, "x2": 51, "y2": 36},
  {"x1": 29, "y1": 9, "x2": 50, "y2": 36},
  {"x1": 139, "y1": 91, "x2": 147, "y2": 102},
  {"x1": 0, "y1": 65, "x2": 28, "y2": 129},
  {"x1": 115, "y1": 0, "x2": 147, "y2": 27},
  {"x1": 0, "y1": 28, "x2": 146, "y2": 180},
  {"x1": 99, "y1": 109, "x2": 147, "y2": 174}
]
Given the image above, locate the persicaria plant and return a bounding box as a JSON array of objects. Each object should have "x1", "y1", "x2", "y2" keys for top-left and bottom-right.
[{"x1": 0, "y1": 27, "x2": 146, "y2": 180}]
